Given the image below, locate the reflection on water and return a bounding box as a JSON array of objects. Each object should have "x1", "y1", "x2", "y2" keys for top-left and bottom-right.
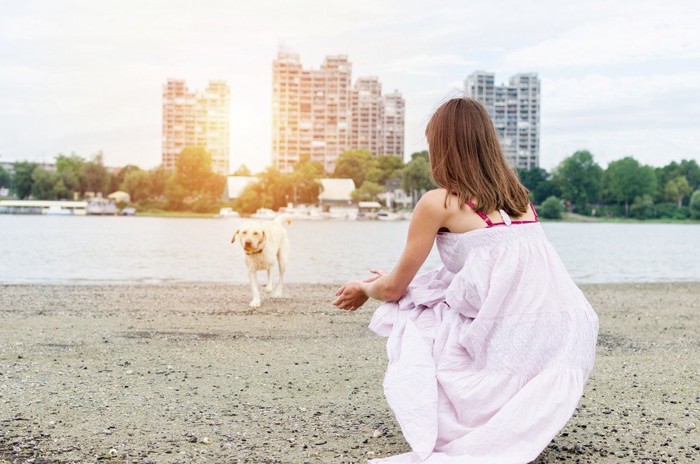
[{"x1": 1, "y1": 215, "x2": 699, "y2": 284}]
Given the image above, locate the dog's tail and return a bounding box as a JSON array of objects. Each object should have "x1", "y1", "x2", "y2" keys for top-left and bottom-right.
[{"x1": 274, "y1": 213, "x2": 292, "y2": 226}]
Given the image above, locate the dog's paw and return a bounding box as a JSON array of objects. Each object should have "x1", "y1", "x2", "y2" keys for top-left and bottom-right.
[
  {"x1": 249, "y1": 298, "x2": 261, "y2": 308},
  {"x1": 272, "y1": 289, "x2": 283, "y2": 298},
  {"x1": 264, "y1": 284, "x2": 274, "y2": 292}
]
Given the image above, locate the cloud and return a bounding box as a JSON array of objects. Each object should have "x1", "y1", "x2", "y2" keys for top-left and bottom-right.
[
  {"x1": 500, "y1": 5, "x2": 700, "y2": 70},
  {"x1": 378, "y1": 54, "x2": 476, "y2": 76},
  {"x1": 542, "y1": 71, "x2": 700, "y2": 131}
]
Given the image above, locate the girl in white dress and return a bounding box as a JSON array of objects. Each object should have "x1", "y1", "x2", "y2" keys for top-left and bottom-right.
[{"x1": 333, "y1": 97, "x2": 599, "y2": 464}]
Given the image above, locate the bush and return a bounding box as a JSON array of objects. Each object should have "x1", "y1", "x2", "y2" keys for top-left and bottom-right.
[
  {"x1": 630, "y1": 194, "x2": 655, "y2": 219},
  {"x1": 600, "y1": 204, "x2": 627, "y2": 218},
  {"x1": 540, "y1": 196, "x2": 564, "y2": 219},
  {"x1": 690, "y1": 190, "x2": 700, "y2": 219},
  {"x1": 655, "y1": 202, "x2": 690, "y2": 220},
  {"x1": 190, "y1": 195, "x2": 220, "y2": 214}
]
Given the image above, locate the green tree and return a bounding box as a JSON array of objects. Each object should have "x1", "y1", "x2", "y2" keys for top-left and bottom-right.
[
  {"x1": 164, "y1": 174, "x2": 186, "y2": 211},
  {"x1": 171, "y1": 147, "x2": 226, "y2": 212},
  {"x1": 605, "y1": 156, "x2": 657, "y2": 217},
  {"x1": 333, "y1": 149, "x2": 375, "y2": 187},
  {"x1": 367, "y1": 155, "x2": 404, "y2": 186},
  {"x1": 678, "y1": 159, "x2": 700, "y2": 191},
  {"x1": 540, "y1": 196, "x2": 565, "y2": 219},
  {"x1": 653, "y1": 159, "x2": 699, "y2": 202},
  {"x1": 401, "y1": 153, "x2": 436, "y2": 207},
  {"x1": 175, "y1": 147, "x2": 215, "y2": 193},
  {"x1": 55, "y1": 153, "x2": 85, "y2": 195},
  {"x1": 690, "y1": 190, "x2": 700, "y2": 219},
  {"x1": 630, "y1": 194, "x2": 655, "y2": 219},
  {"x1": 148, "y1": 166, "x2": 168, "y2": 198},
  {"x1": 290, "y1": 155, "x2": 323, "y2": 205},
  {"x1": 0, "y1": 165, "x2": 11, "y2": 191},
  {"x1": 236, "y1": 181, "x2": 273, "y2": 215},
  {"x1": 410, "y1": 150, "x2": 429, "y2": 162},
  {"x1": 351, "y1": 181, "x2": 384, "y2": 202},
  {"x1": 665, "y1": 176, "x2": 692, "y2": 207},
  {"x1": 552, "y1": 150, "x2": 602, "y2": 212},
  {"x1": 120, "y1": 169, "x2": 152, "y2": 203},
  {"x1": 80, "y1": 153, "x2": 110, "y2": 194},
  {"x1": 31, "y1": 166, "x2": 70, "y2": 200},
  {"x1": 517, "y1": 167, "x2": 561, "y2": 204},
  {"x1": 110, "y1": 164, "x2": 140, "y2": 194},
  {"x1": 12, "y1": 161, "x2": 39, "y2": 199},
  {"x1": 233, "y1": 164, "x2": 252, "y2": 176}
]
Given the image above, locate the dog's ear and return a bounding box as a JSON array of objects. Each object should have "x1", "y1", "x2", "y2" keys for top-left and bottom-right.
[{"x1": 231, "y1": 229, "x2": 239, "y2": 243}]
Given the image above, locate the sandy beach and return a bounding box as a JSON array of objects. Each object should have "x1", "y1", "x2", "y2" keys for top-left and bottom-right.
[{"x1": 0, "y1": 282, "x2": 698, "y2": 463}]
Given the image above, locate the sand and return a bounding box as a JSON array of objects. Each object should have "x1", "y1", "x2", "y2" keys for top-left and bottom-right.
[{"x1": 0, "y1": 282, "x2": 698, "y2": 463}]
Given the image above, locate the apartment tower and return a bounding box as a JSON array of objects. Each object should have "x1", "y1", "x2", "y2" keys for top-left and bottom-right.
[
  {"x1": 162, "y1": 79, "x2": 230, "y2": 175},
  {"x1": 272, "y1": 50, "x2": 405, "y2": 173},
  {"x1": 465, "y1": 71, "x2": 540, "y2": 169},
  {"x1": 382, "y1": 91, "x2": 405, "y2": 158}
]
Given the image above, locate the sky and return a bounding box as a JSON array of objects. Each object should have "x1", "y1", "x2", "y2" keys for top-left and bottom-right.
[{"x1": 1, "y1": 0, "x2": 699, "y2": 173}]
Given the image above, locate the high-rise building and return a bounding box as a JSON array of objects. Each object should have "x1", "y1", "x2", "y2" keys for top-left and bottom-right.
[
  {"x1": 350, "y1": 77, "x2": 384, "y2": 156},
  {"x1": 272, "y1": 50, "x2": 405, "y2": 173},
  {"x1": 382, "y1": 91, "x2": 405, "y2": 157},
  {"x1": 465, "y1": 71, "x2": 540, "y2": 169},
  {"x1": 162, "y1": 79, "x2": 230, "y2": 175}
]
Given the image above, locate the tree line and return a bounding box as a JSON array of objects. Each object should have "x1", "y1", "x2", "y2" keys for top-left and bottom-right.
[
  {"x1": 1, "y1": 146, "x2": 698, "y2": 220},
  {"x1": 520, "y1": 150, "x2": 700, "y2": 220},
  {"x1": 0, "y1": 147, "x2": 225, "y2": 213},
  {"x1": 233, "y1": 150, "x2": 435, "y2": 214}
]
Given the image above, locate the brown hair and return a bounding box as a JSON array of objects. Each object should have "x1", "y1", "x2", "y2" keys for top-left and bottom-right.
[{"x1": 425, "y1": 97, "x2": 530, "y2": 216}]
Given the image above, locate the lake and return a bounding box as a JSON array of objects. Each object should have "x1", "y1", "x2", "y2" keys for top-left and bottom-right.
[{"x1": 1, "y1": 215, "x2": 699, "y2": 285}]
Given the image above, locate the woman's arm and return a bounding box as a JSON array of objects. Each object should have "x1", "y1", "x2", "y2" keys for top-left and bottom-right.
[{"x1": 334, "y1": 190, "x2": 446, "y2": 310}]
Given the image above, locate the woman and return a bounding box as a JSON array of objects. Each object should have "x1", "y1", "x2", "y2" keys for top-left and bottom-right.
[{"x1": 333, "y1": 97, "x2": 599, "y2": 464}]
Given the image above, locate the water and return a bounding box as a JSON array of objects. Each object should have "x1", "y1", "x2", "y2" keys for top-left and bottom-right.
[{"x1": 1, "y1": 215, "x2": 699, "y2": 285}]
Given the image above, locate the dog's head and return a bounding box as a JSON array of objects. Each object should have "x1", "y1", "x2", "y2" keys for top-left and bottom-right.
[{"x1": 232, "y1": 222, "x2": 266, "y2": 254}]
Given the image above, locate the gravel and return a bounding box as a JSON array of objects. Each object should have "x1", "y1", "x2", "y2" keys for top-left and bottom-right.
[{"x1": 0, "y1": 282, "x2": 698, "y2": 463}]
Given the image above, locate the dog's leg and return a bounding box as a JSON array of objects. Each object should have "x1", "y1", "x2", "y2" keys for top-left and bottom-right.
[
  {"x1": 273, "y1": 249, "x2": 287, "y2": 298},
  {"x1": 264, "y1": 267, "x2": 273, "y2": 292},
  {"x1": 249, "y1": 270, "x2": 261, "y2": 308}
]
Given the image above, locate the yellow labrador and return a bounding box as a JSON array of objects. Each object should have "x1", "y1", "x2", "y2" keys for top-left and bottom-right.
[{"x1": 231, "y1": 214, "x2": 291, "y2": 308}]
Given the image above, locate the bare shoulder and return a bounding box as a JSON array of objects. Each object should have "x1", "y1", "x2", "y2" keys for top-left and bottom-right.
[
  {"x1": 412, "y1": 189, "x2": 450, "y2": 222},
  {"x1": 416, "y1": 188, "x2": 448, "y2": 207}
]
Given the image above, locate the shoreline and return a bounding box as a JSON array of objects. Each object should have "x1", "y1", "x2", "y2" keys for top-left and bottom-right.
[{"x1": 1, "y1": 282, "x2": 699, "y2": 463}]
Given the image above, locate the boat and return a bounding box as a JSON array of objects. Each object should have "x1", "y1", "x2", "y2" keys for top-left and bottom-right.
[
  {"x1": 377, "y1": 210, "x2": 402, "y2": 221},
  {"x1": 357, "y1": 201, "x2": 381, "y2": 220},
  {"x1": 45, "y1": 205, "x2": 73, "y2": 216},
  {"x1": 280, "y1": 204, "x2": 326, "y2": 220},
  {"x1": 216, "y1": 207, "x2": 240, "y2": 218},
  {"x1": 251, "y1": 208, "x2": 277, "y2": 220},
  {"x1": 328, "y1": 206, "x2": 358, "y2": 220},
  {"x1": 86, "y1": 197, "x2": 118, "y2": 215}
]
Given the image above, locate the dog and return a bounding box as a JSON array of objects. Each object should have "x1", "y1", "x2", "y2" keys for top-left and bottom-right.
[{"x1": 231, "y1": 214, "x2": 291, "y2": 308}]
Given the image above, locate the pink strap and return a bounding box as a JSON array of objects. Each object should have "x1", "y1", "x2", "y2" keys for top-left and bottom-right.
[
  {"x1": 467, "y1": 201, "x2": 540, "y2": 227},
  {"x1": 530, "y1": 203, "x2": 539, "y2": 221},
  {"x1": 466, "y1": 201, "x2": 494, "y2": 227}
]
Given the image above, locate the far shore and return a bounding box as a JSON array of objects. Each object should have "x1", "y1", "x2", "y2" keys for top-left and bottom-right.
[
  {"x1": 114, "y1": 209, "x2": 700, "y2": 224},
  {"x1": 1, "y1": 282, "x2": 698, "y2": 463}
]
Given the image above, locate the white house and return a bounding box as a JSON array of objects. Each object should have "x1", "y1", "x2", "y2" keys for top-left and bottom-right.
[{"x1": 318, "y1": 178, "x2": 356, "y2": 205}]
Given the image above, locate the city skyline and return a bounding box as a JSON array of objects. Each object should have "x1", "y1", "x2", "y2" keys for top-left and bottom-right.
[
  {"x1": 0, "y1": 0, "x2": 698, "y2": 173},
  {"x1": 272, "y1": 50, "x2": 405, "y2": 173}
]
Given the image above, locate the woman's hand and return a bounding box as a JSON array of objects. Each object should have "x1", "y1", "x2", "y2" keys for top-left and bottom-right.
[
  {"x1": 362, "y1": 268, "x2": 387, "y2": 283},
  {"x1": 333, "y1": 281, "x2": 370, "y2": 311}
]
